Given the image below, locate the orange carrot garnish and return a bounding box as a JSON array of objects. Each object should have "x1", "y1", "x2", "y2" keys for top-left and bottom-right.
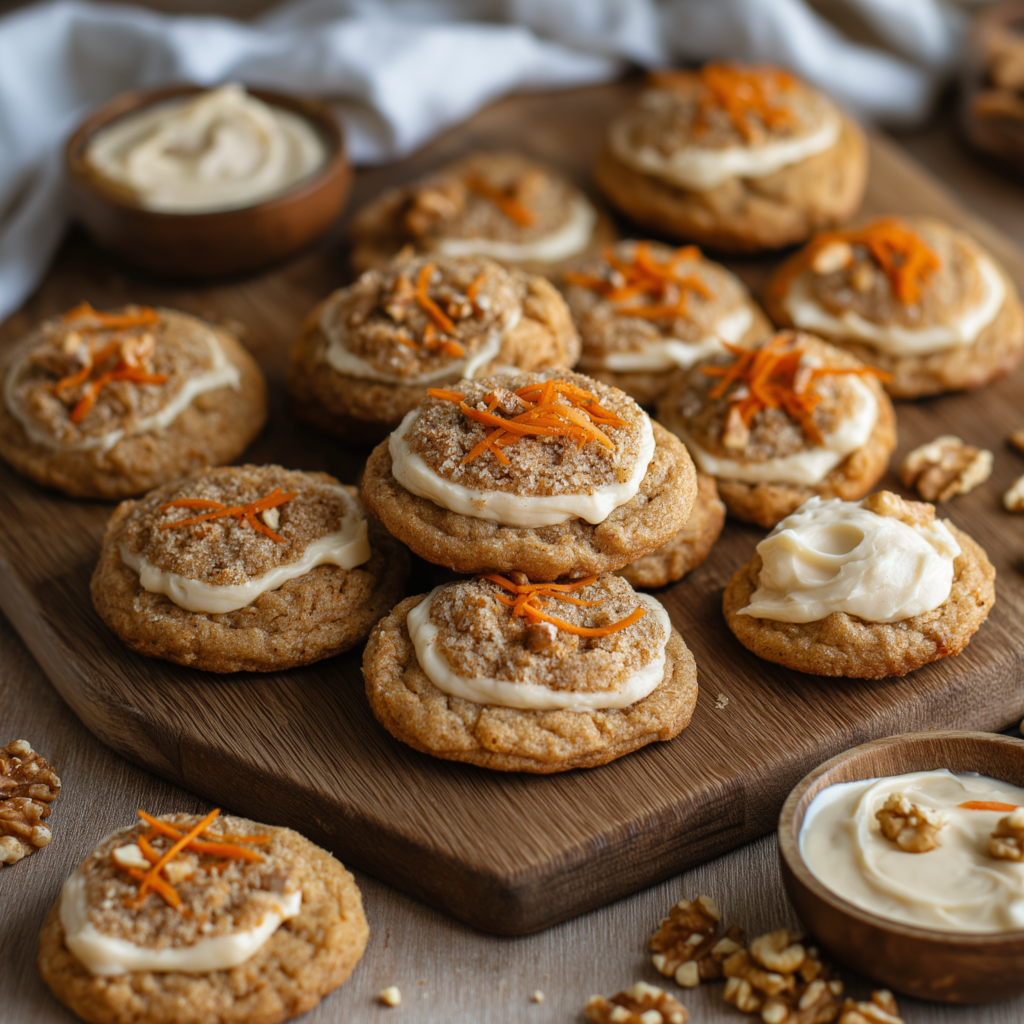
[
  {"x1": 415, "y1": 263, "x2": 455, "y2": 333},
  {"x1": 127, "y1": 808, "x2": 220, "y2": 908},
  {"x1": 159, "y1": 487, "x2": 296, "y2": 543},
  {"x1": 137, "y1": 810, "x2": 270, "y2": 852},
  {"x1": 123, "y1": 865, "x2": 182, "y2": 909},
  {"x1": 464, "y1": 174, "x2": 536, "y2": 227},
  {"x1": 64, "y1": 302, "x2": 160, "y2": 331},
  {"x1": 466, "y1": 271, "x2": 489, "y2": 311},
  {"x1": 958, "y1": 801, "x2": 1020, "y2": 812}
]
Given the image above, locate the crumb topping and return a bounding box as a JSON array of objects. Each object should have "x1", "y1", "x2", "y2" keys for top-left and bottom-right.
[
  {"x1": 321, "y1": 253, "x2": 521, "y2": 381},
  {"x1": 671, "y1": 334, "x2": 877, "y2": 462},
  {"x1": 406, "y1": 370, "x2": 649, "y2": 495},
  {"x1": 118, "y1": 465, "x2": 358, "y2": 584},
  {"x1": 6, "y1": 305, "x2": 224, "y2": 443},
  {"x1": 75, "y1": 813, "x2": 303, "y2": 950},
  {"x1": 429, "y1": 574, "x2": 666, "y2": 694},
  {"x1": 565, "y1": 240, "x2": 751, "y2": 358},
  {"x1": 620, "y1": 64, "x2": 832, "y2": 153}
]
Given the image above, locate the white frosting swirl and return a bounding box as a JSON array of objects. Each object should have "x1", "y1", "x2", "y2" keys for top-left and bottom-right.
[
  {"x1": 407, "y1": 587, "x2": 670, "y2": 710},
  {"x1": 739, "y1": 496, "x2": 960, "y2": 624}
]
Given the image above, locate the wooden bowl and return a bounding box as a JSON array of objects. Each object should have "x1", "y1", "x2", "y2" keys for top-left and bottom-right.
[
  {"x1": 65, "y1": 84, "x2": 352, "y2": 280},
  {"x1": 778, "y1": 730, "x2": 1024, "y2": 1003}
]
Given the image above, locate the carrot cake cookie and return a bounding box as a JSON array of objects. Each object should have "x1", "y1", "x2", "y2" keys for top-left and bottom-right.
[
  {"x1": 764, "y1": 216, "x2": 1024, "y2": 397},
  {"x1": 38, "y1": 808, "x2": 367, "y2": 1024},
  {"x1": 657, "y1": 331, "x2": 896, "y2": 528},
  {"x1": 595, "y1": 63, "x2": 867, "y2": 253},
  {"x1": 349, "y1": 150, "x2": 614, "y2": 275},
  {"x1": 0, "y1": 303, "x2": 265, "y2": 500},
  {"x1": 92, "y1": 464, "x2": 408, "y2": 673},
  {"x1": 723, "y1": 491, "x2": 995, "y2": 678},
  {"x1": 363, "y1": 572, "x2": 697, "y2": 772},
  {"x1": 361, "y1": 370, "x2": 697, "y2": 579},
  {"x1": 287, "y1": 252, "x2": 580, "y2": 444},
  {"x1": 564, "y1": 240, "x2": 771, "y2": 406}
]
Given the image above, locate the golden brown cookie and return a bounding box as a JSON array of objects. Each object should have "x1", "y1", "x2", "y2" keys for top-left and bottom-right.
[
  {"x1": 657, "y1": 332, "x2": 896, "y2": 529},
  {"x1": 763, "y1": 216, "x2": 1024, "y2": 398},
  {"x1": 594, "y1": 65, "x2": 867, "y2": 253},
  {"x1": 723, "y1": 493, "x2": 996, "y2": 678},
  {"x1": 564, "y1": 239, "x2": 772, "y2": 407},
  {"x1": 350, "y1": 149, "x2": 616, "y2": 276},
  {"x1": 362, "y1": 575, "x2": 698, "y2": 772},
  {"x1": 38, "y1": 812, "x2": 367, "y2": 1024},
  {"x1": 287, "y1": 252, "x2": 580, "y2": 445},
  {"x1": 92, "y1": 465, "x2": 409, "y2": 673},
  {"x1": 617, "y1": 471, "x2": 725, "y2": 589},
  {"x1": 0, "y1": 304, "x2": 266, "y2": 500},
  {"x1": 361, "y1": 370, "x2": 698, "y2": 579}
]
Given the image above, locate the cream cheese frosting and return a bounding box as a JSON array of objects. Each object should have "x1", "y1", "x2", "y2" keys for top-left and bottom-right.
[
  {"x1": 407, "y1": 587, "x2": 671, "y2": 710},
  {"x1": 783, "y1": 254, "x2": 1006, "y2": 357},
  {"x1": 85, "y1": 83, "x2": 326, "y2": 213},
  {"x1": 3, "y1": 328, "x2": 241, "y2": 455},
  {"x1": 60, "y1": 865, "x2": 302, "y2": 975},
  {"x1": 801, "y1": 769, "x2": 1024, "y2": 933},
  {"x1": 434, "y1": 193, "x2": 598, "y2": 263},
  {"x1": 122, "y1": 487, "x2": 370, "y2": 614},
  {"x1": 609, "y1": 96, "x2": 841, "y2": 192},
  {"x1": 388, "y1": 407, "x2": 657, "y2": 527},
  {"x1": 679, "y1": 375, "x2": 878, "y2": 487},
  {"x1": 739, "y1": 496, "x2": 960, "y2": 624}
]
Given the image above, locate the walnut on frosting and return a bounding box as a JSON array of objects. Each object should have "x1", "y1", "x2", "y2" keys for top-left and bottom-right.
[
  {"x1": 988, "y1": 807, "x2": 1024, "y2": 862},
  {"x1": 586, "y1": 981, "x2": 688, "y2": 1024},
  {"x1": 859, "y1": 491, "x2": 934, "y2": 527},
  {"x1": 899, "y1": 435, "x2": 992, "y2": 503},
  {"x1": 650, "y1": 894, "x2": 745, "y2": 989},
  {"x1": 875, "y1": 792, "x2": 948, "y2": 853}
]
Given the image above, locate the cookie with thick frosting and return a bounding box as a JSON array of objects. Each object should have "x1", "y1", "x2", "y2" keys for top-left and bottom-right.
[
  {"x1": 764, "y1": 216, "x2": 1024, "y2": 398},
  {"x1": 0, "y1": 304, "x2": 266, "y2": 500},
  {"x1": 594, "y1": 64, "x2": 867, "y2": 253},
  {"x1": 287, "y1": 252, "x2": 580, "y2": 444},
  {"x1": 363, "y1": 573, "x2": 698, "y2": 772},
  {"x1": 92, "y1": 464, "x2": 409, "y2": 673},
  {"x1": 657, "y1": 331, "x2": 896, "y2": 528}
]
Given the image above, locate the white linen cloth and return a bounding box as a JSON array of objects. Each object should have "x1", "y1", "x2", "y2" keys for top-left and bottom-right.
[{"x1": 0, "y1": 0, "x2": 975, "y2": 322}]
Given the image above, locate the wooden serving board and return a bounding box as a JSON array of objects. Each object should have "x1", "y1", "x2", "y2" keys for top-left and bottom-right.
[{"x1": 3, "y1": 82, "x2": 1024, "y2": 936}]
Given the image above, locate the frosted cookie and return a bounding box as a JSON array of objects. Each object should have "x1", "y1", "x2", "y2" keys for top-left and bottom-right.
[
  {"x1": 38, "y1": 808, "x2": 367, "y2": 1024},
  {"x1": 564, "y1": 240, "x2": 772, "y2": 406},
  {"x1": 349, "y1": 150, "x2": 614, "y2": 275},
  {"x1": 287, "y1": 252, "x2": 580, "y2": 444},
  {"x1": 594, "y1": 64, "x2": 867, "y2": 253},
  {"x1": 617, "y1": 471, "x2": 725, "y2": 589},
  {"x1": 92, "y1": 464, "x2": 409, "y2": 673},
  {"x1": 723, "y1": 491, "x2": 996, "y2": 678},
  {"x1": 657, "y1": 331, "x2": 896, "y2": 528},
  {"x1": 361, "y1": 370, "x2": 698, "y2": 579},
  {"x1": 362, "y1": 573, "x2": 697, "y2": 772},
  {"x1": 0, "y1": 303, "x2": 266, "y2": 500},
  {"x1": 764, "y1": 216, "x2": 1024, "y2": 398}
]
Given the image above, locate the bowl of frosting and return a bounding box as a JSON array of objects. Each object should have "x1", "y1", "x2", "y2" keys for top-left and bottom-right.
[
  {"x1": 778, "y1": 730, "x2": 1024, "y2": 1002},
  {"x1": 65, "y1": 82, "x2": 352, "y2": 279}
]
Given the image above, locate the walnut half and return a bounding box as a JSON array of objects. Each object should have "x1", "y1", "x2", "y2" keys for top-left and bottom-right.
[
  {"x1": 838, "y1": 990, "x2": 904, "y2": 1024},
  {"x1": 988, "y1": 808, "x2": 1024, "y2": 862},
  {"x1": 0, "y1": 739, "x2": 61, "y2": 866},
  {"x1": 585, "y1": 982, "x2": 688, "y2": 1024},
  {"x1": 899, "y1": 436, "x2": 992, "y2": 503},
  {"x1": 875, "y1": 793, "x2": 948, "y2": 853},
  {"x1": 650, "y1": 894, "x2": 745, "y2": 988}
]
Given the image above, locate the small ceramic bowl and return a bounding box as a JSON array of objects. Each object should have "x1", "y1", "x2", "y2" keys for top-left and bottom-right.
[
  {"x1": 778, "y1": 730, "x2": 1024, "y2": 1003},
  {"x1": 65, "y1": 84, "x2": 352, "y2": 280}
]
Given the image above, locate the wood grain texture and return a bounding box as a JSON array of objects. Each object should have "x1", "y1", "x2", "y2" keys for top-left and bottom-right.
[{"x1": 2, "y1": 83, "x2": 1024, "y2": 936}]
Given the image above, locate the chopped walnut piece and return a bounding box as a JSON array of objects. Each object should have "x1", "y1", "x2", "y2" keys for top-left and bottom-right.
[
  {"x1": 859, "y1": 491, "x2": 934, "y2": 527},
  {"x1": 722, "y1": 405, "x2": 751, "y2": 451},
  {"x1": 0, "y1": 740, "x2": 60, "y2": 867},
  {"x1": 850, "y1": 262, "x2": 875, "y2": 294},
  {"x1": 1003, "y1": 475, "x2": 1024, "y2": 513},
  {"x1": 403, "y1": 180, "x2": 466, "y2": 237},
  {"x1": 724, "y1": 933, "x2": 843, "y2": 1024},
  {"x1": 586, "y1": 982, "x2": 688, "y2": 1024},
  {"x1": 810, "y1": 241, "x2": 854, "y2": 276},
  {"x1": 383, "y1": 272, "x2": 417, "y2": 323},
  {"x1": 838, "y1": 990, "x2": 904, "y2": 1024},
  {"x1": 1008, "y1": 429, "x2": 1024, "y2": 455},
  {"x1": 650, "y1": 894, "x2": 744, "y2": 988},
  {"x1": 380, "y1": 986, "x2": 402, "y2": 1007},
  {"x1": 876, "y1": 792, "x2": 948, "y2": 852},
  {"x1": 899, "y1": 436, "x2": 993, "y2": 503},
  {"x1": 988, "y1": 807, "x2": 1024, "y2": 861},
  {"x1": 525, "y1": 621, "x2": 558, "y2": 653}
]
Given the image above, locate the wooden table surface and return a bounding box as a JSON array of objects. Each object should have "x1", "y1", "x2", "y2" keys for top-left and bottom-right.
[{"x1": 3, "y1": 38, "x2": 1024, "y2": 1024}]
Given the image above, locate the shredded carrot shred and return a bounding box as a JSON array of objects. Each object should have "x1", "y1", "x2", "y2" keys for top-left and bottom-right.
[
  {"x1": 466, "y1": 271, "x2": 489, "y2": 311},
  {"x1": 394, "y1": 263, "x2": 465, "y2": 359},
  {"x1": 702, "y1": 334, "x2": 891, "y2": 445},
  {"x1": 63, "y1": 302, "x2": 160, "y2": 331},
  {"x1": 426, "y1": 380, "x2": 628, "y2": 465},
  {"x1": 651, "y1": 62, "x2": 796, "y2": 141},
  {"x1": 770, "y1": 217, "x2": 941, "y2": 306},
  {"x1": 464, "y1": 174, "x2": 536, "y2": 227},
  {"x1": 477, "y1": 574, "x2": 647, "y2": 637},
  {"x1": 415, "y1": 263, "x2": 455, "y2": 333},
  {"x1": 158, "y1": 487, "x2": 297, "y2": 543},
  {"x1": 564, "y1": 242, "x2": 711, "y2": 321},
  {"x1": 958, "y1": 801, "x2": 1020, "y2": 812}
]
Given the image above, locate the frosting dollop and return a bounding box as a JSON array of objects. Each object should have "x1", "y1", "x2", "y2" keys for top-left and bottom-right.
[{"x1": 739, "y1": 495, "x2": 960, "y2": 623}]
